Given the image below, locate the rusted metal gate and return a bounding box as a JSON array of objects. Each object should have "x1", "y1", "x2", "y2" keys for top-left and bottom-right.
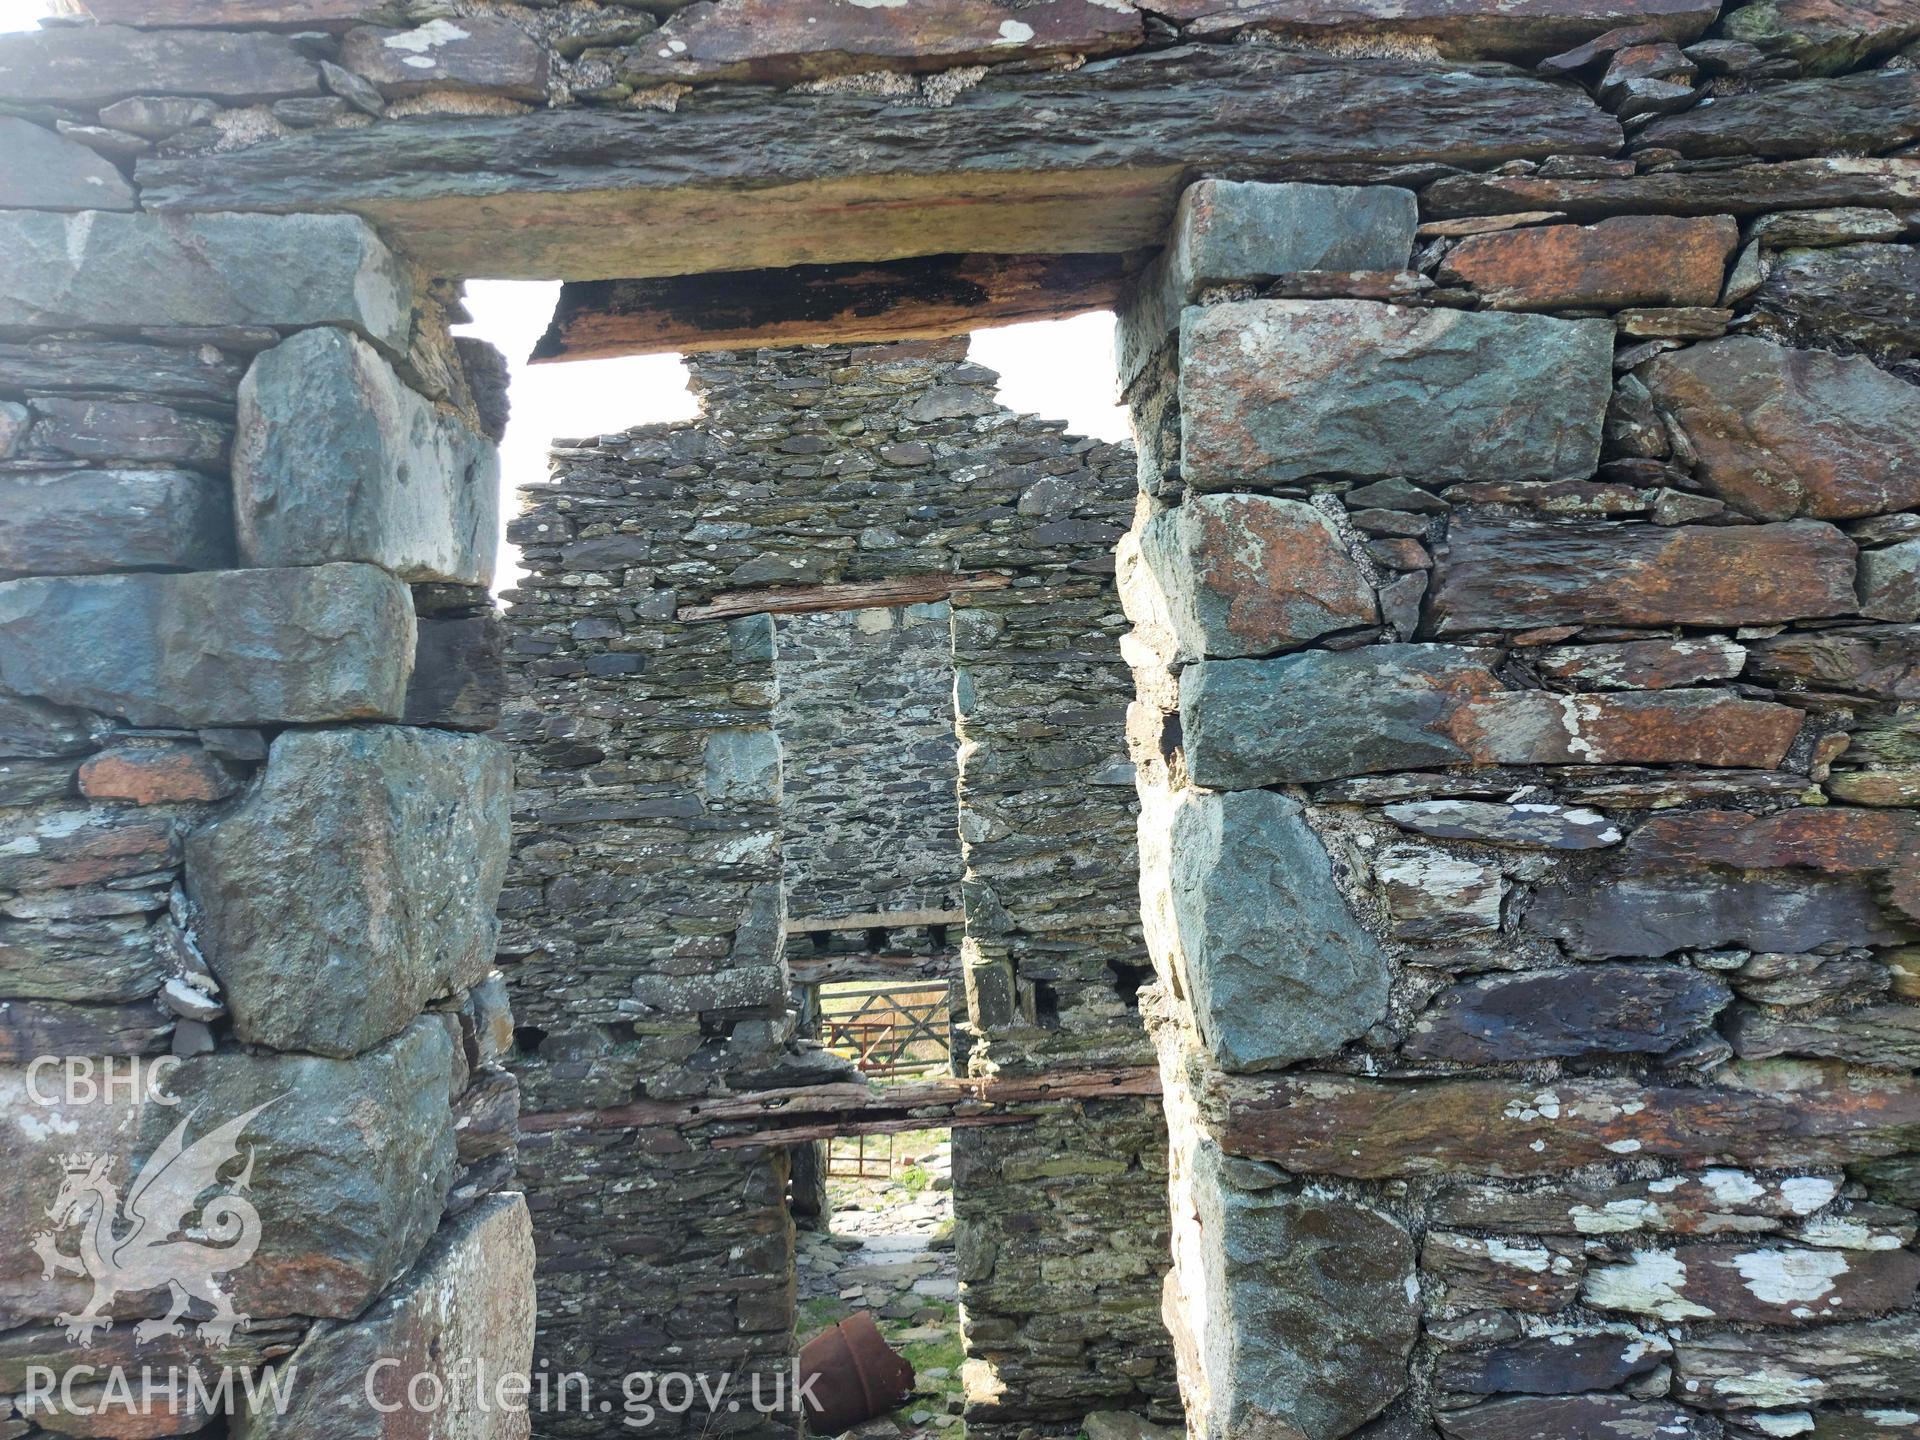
[{"x1": 819, "y1": 981, "x2": 953, "y2": 1079}]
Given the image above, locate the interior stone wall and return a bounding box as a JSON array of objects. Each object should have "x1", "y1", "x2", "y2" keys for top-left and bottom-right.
[
  {"x1": 500, "y1": 340, "x2": 1175, "y2": 1440},
  {"x1": 1124, "y1": 176, "x2": 1920, "y2": 1440},
  {"x1": 773, "y1": 603, "x2": 963, "y2": 925}
]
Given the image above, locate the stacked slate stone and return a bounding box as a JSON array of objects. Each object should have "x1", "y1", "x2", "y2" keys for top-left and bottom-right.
[
  {"x1": 773, "y1": 604, "x2": 963, "y2": 925},
  {"x1": 0, "y1": 202, "x2": 527, "y2": 1437},
  {"x1": 501, "y1": 339, "x2": 1176, "y2": 1438},
  {"x1": 1122, "y1": 175, "x2": 1920, "y2": 1440}
]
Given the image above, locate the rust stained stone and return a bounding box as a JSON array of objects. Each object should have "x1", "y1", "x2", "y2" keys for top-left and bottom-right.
[
  {"x1": 76, "y1": 745, "x2": 241, "y2": 807},
  {"x1": 1123, "y1": 493, "x2": 1378, "y2": 661},
  {"x1": 1584, "y1": 1243, "x2": 1920, "y2": 1325},
  {"x1": 1427, "y1": 517, "x2": 1858, "y2": 631},
  {"x1": 1437, "y1": 214, "x2": 1737, "y2": 309},
  {"x1": 1748, "y1": 626, "x2": 1920, "y2": 700},
  {"x1": 1207, "y1": 1065, "x2": 1920, "y2": 1179},
  {"x1": 1141, "y1": 0, "x2": 1719, "y2": 59},
  {"x1": 623, "y1": 0, "x2": 1145, "y2": 84},
  {"x1": 1626, "y1": 806, "x2": 1920, "y2": 885},
  {"x1": 1442, "y1": 688, "x2": 1805, "y2": 769},
  {"x1": 1643, "y1": 338, "x2": 1920, "y2": 520}
]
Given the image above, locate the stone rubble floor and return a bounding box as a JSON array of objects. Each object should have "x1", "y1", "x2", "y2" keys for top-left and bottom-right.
[{"x1": 797, "y1": 1131, "x2": 963, "y2": 1440}]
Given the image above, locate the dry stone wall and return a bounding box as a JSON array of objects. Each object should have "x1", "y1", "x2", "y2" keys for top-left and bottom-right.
[
  {"x1": 1123, "y1": 173, "x2": 1920, "y2": 1440},
  {"x1": 773, "y1": 604, "x2": 962, "y2": 925},
  {"x1": 9, "y1": 1, "x2": 1920, "y2": 1437},
  {"x1": 0, "y1": 206, "x2": 529, "y2": 1437},
  {"x1": 500, "y1": 340, "x2": 1174, "y2": 1439}
]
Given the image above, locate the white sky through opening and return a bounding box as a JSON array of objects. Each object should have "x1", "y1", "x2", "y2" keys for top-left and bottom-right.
[{"x1": 459, "y1": 286, "x2": 1130, "y2": 594}]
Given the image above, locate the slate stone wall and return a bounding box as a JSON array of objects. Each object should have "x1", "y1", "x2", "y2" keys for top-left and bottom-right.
[
  {"x1": 1125, "y1": 176, "x2": 1920, "y2": 1440},
  {"x1": 10, "y1": 2, "x2": 1920, "y2": 1437},
  {"x1": 500, "y1": 340, "x2": 1174, "y2": 1439},
  {"x1": 772, "y1": 603, "x2": 962, "y2": 924},
  {"x1": 0, "y1": 207, "x2": 530, "y2": 1437}
]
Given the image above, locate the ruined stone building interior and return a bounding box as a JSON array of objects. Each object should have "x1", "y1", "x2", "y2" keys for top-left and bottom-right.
[{"x1": 3, "y1": 2, "x2": 1920, "y2": 1440}]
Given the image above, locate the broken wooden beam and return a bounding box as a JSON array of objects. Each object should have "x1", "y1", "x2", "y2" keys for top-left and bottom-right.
[
  {"x1": 678, "y1": 574, "x2": 1011, "y2": 623},
  {"x1": 136, "y1": 45, "x2": 1618, "y2": 280},
  {"x1": 530, "y1": 252, "x2": 1143, "y2": 361}
]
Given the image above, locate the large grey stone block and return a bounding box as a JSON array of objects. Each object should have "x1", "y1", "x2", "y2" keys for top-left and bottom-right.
[
  {"x1": 187, "y1": 726, "x2": 512, "y2": 1060},
  {"x1": 0, "y1": 1019, "x2": 454, "y2": 1331},
  {"x1": 1180, "y1": 301, "x2": 1612, "y2": 489},
  {"x1": 236, "y1": 328, "x2": 500, "y2": 586},
  {"x1": 0, "y1": 563, "x2": 415, "y2": 728},
  {"x1": 235, "y1": 1192, "x2": 535, "y2": 1440},
  {"x1": 1119, "y1": 181, "x2": 1418, "y2": 383},
  {"x1": 1141, "y1": 787, "x2": 1388, "y2": 1071},
  {"x1": 1165, "y1": 1138, "x2": 1418, "y2": 1440},
  {"x1": 0, "y1": 212, "x2": 414, "y2": 359},
  {"x1": 0, "y1": 24, "x2": 322, "y2": 106},
  {"x1": 0, "y1": 116, "x2": 137, "y2": 211},
  {"x1": 1180, "y1": 645, "x2": 1500, "y2": 788},
  {"x1": 1120, "y1": 493, "x2": 1377, "y2": 661},
  {"x1": 0, "y1": 469, "x2": 232, "y2": 579}
]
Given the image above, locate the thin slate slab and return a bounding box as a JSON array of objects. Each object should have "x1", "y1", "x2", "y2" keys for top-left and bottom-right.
[
  {"x1": 620, "y1": 0, "x2": 1145, "y2": 85},
  {"x1": 0, "y1": 469, "x2": 233, "y2": 579},
  {"x1": 0, "y1": 23, "x2": 322, "y2": 106},
  {"x1": 1148, "y1": 0, "x2": 1717, "y2": 58}
]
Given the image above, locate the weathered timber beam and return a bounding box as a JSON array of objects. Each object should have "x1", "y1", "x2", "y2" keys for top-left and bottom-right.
[
  {"x1": 789, "y1": 952, "x2": 960, "y2": 987},
  {"x1": 519, "y1": 1065, "x2": 1162, "y2": 1138},
  {"x1": 530, "y1": 252, "x2": 1143, "y2": 361},
  {"x1": 786, "y1": 908, "x2": 967, "y2": 934},
  {"x1": 678, "y1": 574, "x2": 1011, "y2": 622},
  {"x1": 135, "y1": 45, "x2": 1619, "y2": 281},
  {"x1": 711, "y1": 1113, "x2": 1032, "y2": 1147}
]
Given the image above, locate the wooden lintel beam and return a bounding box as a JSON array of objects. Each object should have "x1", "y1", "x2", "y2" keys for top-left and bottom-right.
[
  {"x1": 678, "y1": 573, "x2": 1011, "y2": 623},
  {"x1": 785, "y1": 908, "x2": 967, "y2": 935},
  {"x1": 788, "y1": 952, "x2": 959, "y2": 987},
  {"x1": 136, "y1": 47, "x2": 1616, "y2": 282},
  {"x1": 529, "y1": 252, "x2": 1142, "y2": 362},
  {"x1": 711, "y1": 1112, "x2": 1033, "y2": 1147},
  {"x1": 519, "y1": 1065, "x2": 1162, "y2": 1139}
]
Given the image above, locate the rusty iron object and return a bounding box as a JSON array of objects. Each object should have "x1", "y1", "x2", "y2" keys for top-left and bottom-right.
[{"x1": 799, "y1": 1310, "x2": 917, "y2": 1434}]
